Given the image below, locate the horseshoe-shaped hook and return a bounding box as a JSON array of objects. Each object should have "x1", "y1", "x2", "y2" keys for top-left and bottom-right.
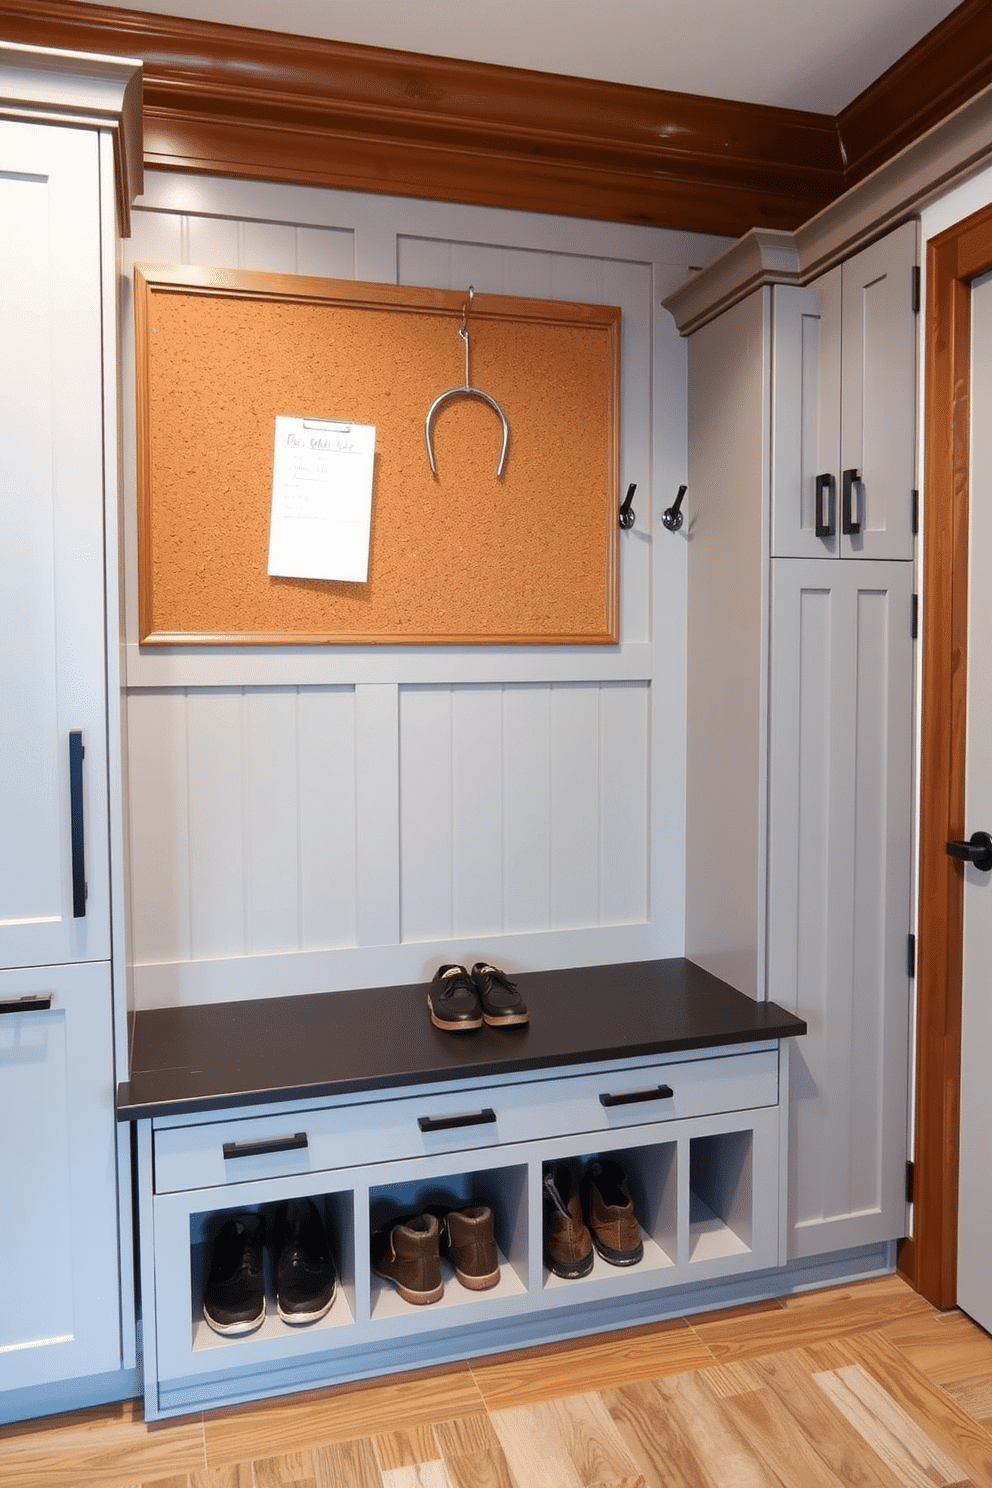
[{"x1": 425, "y1": 287, "x2": 510, "y2": 479}]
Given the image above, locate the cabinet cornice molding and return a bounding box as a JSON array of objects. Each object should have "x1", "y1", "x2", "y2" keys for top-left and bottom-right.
[
  {"x1": 0, "y1": 39, "x2": 142, "y2": 230},
  {"x1": 666, "y1": 79, "x2": 992, "y2": 335}
]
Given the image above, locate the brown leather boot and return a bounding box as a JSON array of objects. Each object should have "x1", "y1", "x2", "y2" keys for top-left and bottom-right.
[
  {"x1": 370, "y1": 1213, "x2": 443, "y2": 1304},
  {"x1": 543, "y1": 1165, "x2": 594, "y2": 1278},
  {"x1": 444, "y1": 1205, "x2": 501, "y2": 1290},
  {"x1": 583, "y1": 1158, "x2": 643, "y2": 1266}
]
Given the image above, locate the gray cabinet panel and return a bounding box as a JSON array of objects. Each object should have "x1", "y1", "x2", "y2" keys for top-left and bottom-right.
[{"x1": 767, "y1": 559, "x2": 913, "y2": 1256}]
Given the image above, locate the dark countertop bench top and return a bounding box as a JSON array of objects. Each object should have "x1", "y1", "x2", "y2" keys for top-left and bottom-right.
[{"x1": 116, "y1": 958, "x2": 807, "y2": 1121}]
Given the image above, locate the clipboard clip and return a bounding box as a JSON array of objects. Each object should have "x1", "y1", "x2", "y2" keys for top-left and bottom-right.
[{"x1": 425, "y1": 287, "x2": 510, "y2": 479}]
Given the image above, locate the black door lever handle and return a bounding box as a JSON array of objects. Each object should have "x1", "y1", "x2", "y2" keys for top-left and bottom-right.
[{"x1": 946, "y1": 831, "x2": 992, "y2": 871}]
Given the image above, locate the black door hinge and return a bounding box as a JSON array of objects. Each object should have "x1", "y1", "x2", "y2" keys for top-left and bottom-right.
[
  {"x1": 911, "y1": 488, "x2": 919, "y2": 535},
  {"x1": 912, "y1": 265, "x2": 921, "y2": 314},
  {"x1": 906, "y1": 1159, "x2": 915, "y2": 1204},
  {"x1": 908, "y1": 932, "x2": 916, "y2": 977},
  {"x1": 912, "y1": 594, "x2": 919, "y2": 639}
]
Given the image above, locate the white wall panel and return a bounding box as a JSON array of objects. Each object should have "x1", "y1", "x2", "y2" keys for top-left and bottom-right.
[
  {"x1": 121, "y1": 174, "x2": 705, "y2": 1006},
  {"x1": 399, "y1": 683, "x2": 648, "y2": 945}
]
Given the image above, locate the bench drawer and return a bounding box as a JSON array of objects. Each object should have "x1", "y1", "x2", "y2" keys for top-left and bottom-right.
[{"x1": 153, "y1": 1048, "x2": 778, "y2": 1194}]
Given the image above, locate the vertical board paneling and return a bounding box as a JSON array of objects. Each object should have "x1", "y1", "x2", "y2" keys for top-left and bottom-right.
[
  {"x1": 126, "y1": 692, "x2": 191, "y2": 965},
  {"x1": 185, "y1": 690, "x2": 248, "y2": 960},
  {"x1": 131, "y1": 208, "x2": 183, "y2": 263},
  {"x1": 550, "y1": 685, "x2": 602, "y2": 928},
  {"x1": 599, "y1": 682, "x2": 650, "y2": 924},
  {"x1": 849, "y1": 588, "x2": 888, "y2": 1215},
  {"x1": 243, "y1": 690, "x2": 301, "y2": 954},
  {"x1": 399, "y1": 685, "x2": 453, "y2": 943},
  {"x1": 451, "y1": 687, "x2": 504, "y2": 936},
  {"x1": 502, "y1": 686, "x2": 553, "y2": 932},
  {"x1": 794, "y1": 584, "x2": 836, "y2": 1230},
  {"x1": 296, "y1": 688, "x2": 358, "y2": 949},
  {"x1": 355, "y1": 684, "x2": 401, "y2": 947}
]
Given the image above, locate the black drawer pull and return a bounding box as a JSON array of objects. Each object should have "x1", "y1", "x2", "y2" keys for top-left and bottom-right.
[
  {"x1": 599, "y1": 1084, "x2": 674, "y2": 1108},
  {"x1": 418, "y1": 1108, "x2": 497, "y2": 1133},
  {"x1": 222, "y1": 1132, "x2": 308, "y2": 1160},
  {"x1": 0, "y1": 994, "x2": 53, "y2": 1016}
]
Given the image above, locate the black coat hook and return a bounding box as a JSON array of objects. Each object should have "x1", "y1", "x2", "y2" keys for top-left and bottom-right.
[
  {"x1": 662, "y1": 485, "x2": 687, "y2": 532},
  {"x1": 619, "y1": 483, "x2": 636, "y2": 529}
]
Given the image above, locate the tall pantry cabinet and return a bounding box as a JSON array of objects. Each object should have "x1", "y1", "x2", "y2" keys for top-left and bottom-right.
[
  {"x1": 0, "y1": 44, "x2": 142, "y2": 1401},
  {"x1": 679, "y1": 221, "x2": 917, "y2": 1262}
]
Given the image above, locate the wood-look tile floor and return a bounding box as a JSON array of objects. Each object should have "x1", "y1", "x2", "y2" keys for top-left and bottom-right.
[{"x1": 5, "y1": 1275, "x2": 992, "y2": 1488}]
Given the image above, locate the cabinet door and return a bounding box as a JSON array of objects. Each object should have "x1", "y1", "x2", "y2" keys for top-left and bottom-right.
[
  {"x1": 0, "y1": 961, "x2": 121, "y2": 1393},
  {"x1": 0, "y1": 122, "x2": 110, "y2": 969},
  {"x1": 766, "y1": 559, "x2": 913, "y2": 1258},
  {"x1": 839, "y1": 221, "x2": 918, "y2": 560},
  {"x1": 771, "y1": 223, "x2": 917, "y2": 561}
]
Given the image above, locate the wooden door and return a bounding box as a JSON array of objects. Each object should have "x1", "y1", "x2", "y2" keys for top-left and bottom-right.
[
  {"x1": 0, "y1": 121, "x2": 110, "y2": 969},
  {"x1": 766, "y1": 558, "x2": 914, "y2": 1257}
]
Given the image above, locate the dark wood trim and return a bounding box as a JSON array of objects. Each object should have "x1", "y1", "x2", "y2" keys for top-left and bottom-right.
[
  {"x1": 3, "y1": 1, "x2": 992, "y2": 234},
  {"x1": 901, "y1": 201, "x2": 992, "y2": 1308},
  {"x1": 1, "y1": 0, "x2": 843, "y2": 235},
  {"x1": 839, "y1": 0, "x2": 992, "y2": 191}
]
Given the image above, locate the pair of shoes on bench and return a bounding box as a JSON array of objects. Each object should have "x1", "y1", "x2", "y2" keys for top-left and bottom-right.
[{"x1": 427, "y1": 962, "x2": 529, "y2": 1031}]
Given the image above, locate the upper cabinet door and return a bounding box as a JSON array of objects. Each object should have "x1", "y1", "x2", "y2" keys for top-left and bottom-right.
[
  {"x1": 0, "y1": 122, "x2": 110, "y2": 969},
  {"x1": 771, "y1": 220, "x2": 917, "y2": 561}
]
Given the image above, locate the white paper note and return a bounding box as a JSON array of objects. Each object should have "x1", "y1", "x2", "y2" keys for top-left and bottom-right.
[{"x1": 268, "y1": 416, "x2": 376, "y2": 583}]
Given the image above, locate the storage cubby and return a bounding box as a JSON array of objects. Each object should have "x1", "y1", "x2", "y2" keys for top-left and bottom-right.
[
  {"x1": 369, "y1": 1163, "x2": 529, "y2": 1320},
  {"x1": 541, "y1": 1143, "x2": 678, "y2": 1291},
  {"x1": 688, "y1": 1129, "x2": 754, "y2": 1262},
  {"x1": 188, "y1": 1189, "x2": 356, "y2": 1355}
]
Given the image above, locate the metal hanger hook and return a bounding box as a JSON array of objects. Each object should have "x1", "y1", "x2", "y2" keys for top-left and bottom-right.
[{"x1": 425, "y1": 285, "x2": 510, "y2": 478}]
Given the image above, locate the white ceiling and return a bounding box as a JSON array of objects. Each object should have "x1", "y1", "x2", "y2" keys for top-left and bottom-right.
[{"x1": 93, "y1": 0, "x2": 961, "y2": 114}]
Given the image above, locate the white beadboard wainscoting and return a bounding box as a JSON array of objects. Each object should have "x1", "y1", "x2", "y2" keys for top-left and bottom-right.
[{"x1": 121, "y1": 173, "x2": 729, "y2": 1009}]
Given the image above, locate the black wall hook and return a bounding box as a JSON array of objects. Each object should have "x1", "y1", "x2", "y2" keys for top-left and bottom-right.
[
  {"x1": 663, "y1": 484, "x2": 687, "y2": 532},
  {"x1": 619, "y1": 483, "x2": 636, "y2": 529}
]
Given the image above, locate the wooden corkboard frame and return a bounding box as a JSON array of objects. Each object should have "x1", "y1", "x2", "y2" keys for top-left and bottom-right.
[{"x1": 134, "y1": 266, "x2": 621, "y2": 645}]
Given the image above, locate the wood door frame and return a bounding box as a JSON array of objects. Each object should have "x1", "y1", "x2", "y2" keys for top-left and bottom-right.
[{"x1": 900, "y1": 200, "x2": 992, "y2": 1307}]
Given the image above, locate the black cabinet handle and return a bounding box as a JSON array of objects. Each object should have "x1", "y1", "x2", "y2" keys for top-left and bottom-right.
[
  {"x1": 222, "y1": 1132, "x2": 308, "y2": 1160},
  {"x1": 0, "y1": 994, "x2": 53, "y2": 1016},
  {"x1": 842, "y1": 468, "x2": 863, "y2": 535},
  {"x1": 418, "y1": 1108, "x2": 497, "y2": 1133},
  {"x1": 946, "y1": 831, "x2": 992, "y2": 871},
  {"x1": 599, "y1": 1084, "x2": 674, "y2": 1108},
  {"x1": 69, "y1": 731, "x2": 87, "y2": 918},
  {"x1": 815, "y1": 473, "x2": 835, "y2": 537}
]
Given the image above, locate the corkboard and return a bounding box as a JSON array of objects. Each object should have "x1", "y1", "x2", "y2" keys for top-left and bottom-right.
[{"x1": 134, "y1": 267, "x2": 621, "y2": 646}]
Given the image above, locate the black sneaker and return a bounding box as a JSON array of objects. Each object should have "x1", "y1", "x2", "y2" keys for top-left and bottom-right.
[
  {"x1": 471, "y1": 962, "x2": 529, "y2": 1026},
  {"x1": 202, "y1": 1213, "x2": 266, "y2": 1336},
  {"x1": 427, "y1": 964, "x2": 483, "y2": 1031},
  {"x1": 273, "y1": 1197, "x2": 337, "y2": 1325}
]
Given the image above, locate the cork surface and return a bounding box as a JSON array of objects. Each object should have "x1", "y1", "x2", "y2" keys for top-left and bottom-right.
[{"x1": 135, "y1": 268, "x2": 620, "y2": 645}]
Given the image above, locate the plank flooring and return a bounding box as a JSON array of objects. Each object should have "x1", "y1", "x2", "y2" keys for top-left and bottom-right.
[{"x1": 4, "y1": 1275, "x2": 992, "y2": 1488}]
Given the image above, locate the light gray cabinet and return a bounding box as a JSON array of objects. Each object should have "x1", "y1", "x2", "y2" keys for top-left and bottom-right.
[
  {"x1": 771, "y1": 221, "x2": 918, "y2": 561},
  {"x1": 766, "y1": 559, "x2": 913, "y2": 1257},
  {"x1": 684, "y1": 220, "x2": 917, "y2": 1263},
  {"x1": 0, "y1": 48, "x2": 141, "y2": 1412}
]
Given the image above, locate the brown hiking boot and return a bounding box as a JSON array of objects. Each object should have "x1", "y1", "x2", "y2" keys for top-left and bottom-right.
[
  {"x1": 543, "y1": 1165, "x2": 594, "y2": 1278},
  {"x1": 444, "y1": 1205, "x2": 501, "y2": 1290},
  {"x1": 370, "y1": 1213, "x2": 443, "y2": 1304},
  {"x1": 583, "y1": 1158, "x2": 644, "y2": 1266}
]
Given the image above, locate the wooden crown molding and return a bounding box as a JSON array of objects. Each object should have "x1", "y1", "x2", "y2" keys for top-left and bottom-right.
[
  {"x1": 0, "y1": 0, "x2": 989, "y2": 237},
  {"x1": 0, "y1": 0, "x2": 842, "y2": 236}
]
